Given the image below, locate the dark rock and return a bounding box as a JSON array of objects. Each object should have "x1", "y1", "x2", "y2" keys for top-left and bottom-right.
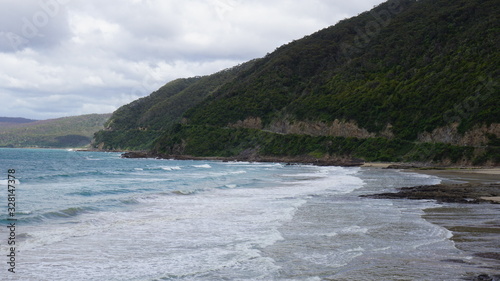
[
  {"x1": 440, "y1": 259, "x2": 469, "y2": 264},
  {"x1": 472, "y1": 274, "x2": 500, "y2": 281},
  {"x1": 121, "y1": 151, "x2": 154, "y2": 158},
  {"x1": 475, "y1": 252, "x2": 500, "y2": 261},
  {"x1": 361, "y1": 183, "x2": 500, "y2": 204}
]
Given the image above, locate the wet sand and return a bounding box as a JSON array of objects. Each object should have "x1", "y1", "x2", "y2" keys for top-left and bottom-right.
[
  {"x1": 362, "y1": 164, "x2": 500, "y2": 280},
  {"x1": 410, "y1": 168, "x2": 500, "y2": 203},
  {"x1": 409, "y1": 168, "x2": 500, "y2": 185}
]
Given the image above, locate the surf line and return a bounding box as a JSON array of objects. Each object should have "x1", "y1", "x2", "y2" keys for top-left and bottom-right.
[{"x1": 6, "y1": 169, "x2": 17, "y2": 274}]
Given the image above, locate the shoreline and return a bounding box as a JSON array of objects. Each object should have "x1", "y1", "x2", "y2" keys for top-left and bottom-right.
[
  {"x1": 9, "y1": 148, "x2": 499, "y2": 279},
  {"x1": 407, "y1": 168, "x2": 500, "y2": 184},
  {"x1": 120, "y1": 151, "x2": 366, "y2": 167},
  {"x1": 362, "y1": 163, "x2": 500, "y2": 280},
  {"x1": 121, "y1": 151, "x2": 499, "y2": 184},
  {"x1": 10, "y1": 147, "x2": 499, "y2": 172},
  {"x1": 362, "y1": 162, "x2": 500, "y2": 184},
  {"x1": 118, "y1": 151, "x2": 500, "y2": 203},
  {"x1": 101, "y1": 150, "x2": 500, "y2": 203},
  {"x1": 361, "y1": 162, "x2": 500, "y2": 203}
]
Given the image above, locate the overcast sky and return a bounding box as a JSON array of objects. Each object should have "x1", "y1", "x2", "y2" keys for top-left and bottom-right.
[{"x1": 0, "y1": 0, "x2": 383, "y2": 120}]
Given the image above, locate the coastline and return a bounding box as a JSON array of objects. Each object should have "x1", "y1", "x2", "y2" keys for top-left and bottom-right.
[
  {"x1": 361, "y1": 163, "x2": 500, "y2": 280},
  {"x1": 120, "y1": 151, "x2": 366, "y2": 167},
  {"x1": 120, "y1": 150, "x2": 499, "y2": 183},
  {"x1": 407, "y1": 168, "x2": 500, "y2": 184},
  {"x1": 120, "y1": 152, "x2": 500, "y2": 279},
  {"x1": 117, "y1": 150, "x2": 500, "y2": 203},
  {"x1": 121, "y1": 151, "x2": 499, "y2": 183},
  {"x1": 362, "y1": 162, "x2": 500, "y2": 182},
  {"x1": 13, "y1": 148, "x2": 499, "y2": 279},
  {"x1": 362, "y1": 162, "x2": 500, "y2": 203}
]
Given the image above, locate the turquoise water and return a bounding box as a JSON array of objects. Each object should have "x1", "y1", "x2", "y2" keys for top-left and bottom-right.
[{"x1": 0, "y1": 148, "x2": 495, "y2": 280}]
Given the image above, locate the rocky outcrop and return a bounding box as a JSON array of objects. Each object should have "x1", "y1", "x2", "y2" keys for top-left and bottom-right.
[
  {"x1": 121, "y1": 151, "x2": 156, "y2": 158},
  {"x1": 418, "y1": 123, "x2": 500, "y2": 146},
  {"x1": 229, "y1": 117, "x2": 398, "y2": 140},
  {"x1": 228, "y1": 117, "x2": 500, "y2": 147},
  {"x1": 362, "y1": 183, "x2": 500, "y2": 204},
  {"x1": 228, "y1": 117, "x2": 263, "y2": 129},
  {"x1": 267, "y1": 119, "x2": 377, "y2": 138}
]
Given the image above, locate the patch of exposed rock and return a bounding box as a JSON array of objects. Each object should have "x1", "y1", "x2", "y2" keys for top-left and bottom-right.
[
  {"x1": 228, "y1": 117, "x2": 263, "y2": 130},
  {"x1": 267, "y1": 119, "x2": 377, "y2": 138},
  {"x1": 418, "y1": 123, "x2": 500, "y2": 146}
]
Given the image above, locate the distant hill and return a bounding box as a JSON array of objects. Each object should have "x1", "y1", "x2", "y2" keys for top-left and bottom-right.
[
  {"x1": 94, "y1": 0, "x2": 499, "y2": 165},
  {"x1": 0, "y1": 117, "x2": 38, "y2": 124},
  {"x1": 0, "y1": 117, "x2": 39, "y2": 129},
  {"x1": 0, "y1": 114, "x2": 111, "y2": 148}
]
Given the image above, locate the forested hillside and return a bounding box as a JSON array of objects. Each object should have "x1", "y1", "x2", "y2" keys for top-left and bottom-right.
[
  {"x1": 0, "y1": 114, "x2": 111, "y2": 148},
  {"x1": 94, "y1": 0, "x2": 499, "y2": 165},
  {"x1": 94, "y1": 60, "x2": 257, "y2": 149}
]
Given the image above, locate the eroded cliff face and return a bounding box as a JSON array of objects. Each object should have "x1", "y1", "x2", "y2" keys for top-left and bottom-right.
[
  {"x1": 229, "y1": 117, "x2": 499, "y2": 147},
  {"x1": 230, "y1": 117, "x2": 389, "y2": 139},
  {"x1": 418, "y1": 123, "x2": 500, "y2": 146},
  {"x1": 267, "y1": 119, "x2": 375, "y2": 138},
  {"x1": 228, "y1": 117, "x2": 263, "y2": 130}
]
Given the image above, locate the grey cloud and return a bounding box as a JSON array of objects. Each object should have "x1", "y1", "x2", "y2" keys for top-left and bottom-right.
[
  {"x1": 0, "y1": 0, "x2": 71, "y2": 52},
  {"x1": 1, "y1": 0, "x2": 383, "y2": 120}
]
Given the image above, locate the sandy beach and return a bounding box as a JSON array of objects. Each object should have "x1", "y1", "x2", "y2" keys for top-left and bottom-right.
[
  {"x1": 362, "y1": 162, "x2": 500, "y2": 183},
  {"x1": 362, "y1": 163, "x2": 500, "y2": 203},
  {"x1": 361, "y1": 163, "x2": 500, "y2": 280},
  {"x1": 409, "y1": 168, "x2": 500, "y2": 184}
]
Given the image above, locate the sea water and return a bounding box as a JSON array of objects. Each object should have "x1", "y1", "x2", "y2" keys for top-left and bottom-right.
[{"x1": 0, "y1": 148, "x2": 496, "y2": 280}]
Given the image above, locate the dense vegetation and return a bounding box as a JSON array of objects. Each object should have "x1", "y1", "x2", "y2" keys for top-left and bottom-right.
[
  {"x1": 152, "y1": 125, "x2": 498, "y2": 165},
  {"x1": 94, "y1": 61, "x2": 257, "y2": 149},
  {"x1": 94, "y1": 0, "x2": 499, "y2": 165},
  {"x1": 185, "y1": 0, "x2": 499, "y2": 139},
  {"x1": 0, "y1": 114, "x2": 111, "y2": 148}
]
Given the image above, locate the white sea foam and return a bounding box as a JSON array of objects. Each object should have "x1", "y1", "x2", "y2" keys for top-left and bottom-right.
[
  {"x1": 192, "y1": 164, "x2": 212, "y2": 168},
  {"x1": 221, "y1": 161, "x2": 252, "y2": 165},
  {"x1": 339, "y1": 226, "x2": 369, "y2": 234},
  {"x1": 7, "y1": 151, "x2": 475, "y2": 280},
  {"x1": 85, "y1": 157, "x2": 102, "y2": 161},
  {"x1": 13, "y1": 163, "x2": 365, "y2": 280},
  {"x1": 161, "y1": 166, "x2": 182, "y2": 171}
]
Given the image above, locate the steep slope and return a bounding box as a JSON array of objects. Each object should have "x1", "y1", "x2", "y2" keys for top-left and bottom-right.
[
  {"x1": 94, "y1": 0, "x2": 499, "y2": 165},
  {"x1": 0, "y1": 114, "x2": 111, "y2": 148},
  {"x1": 93, "y1": 60, "x2": 257, "y2": 150},
  {"x1": 184, "y1": 0, "x2": 498, "y2": 141}
]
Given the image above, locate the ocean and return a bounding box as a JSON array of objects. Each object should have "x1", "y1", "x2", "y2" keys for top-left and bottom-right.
[{"x1": 0, "y1": 148, "x2": 497, "y2": 280}]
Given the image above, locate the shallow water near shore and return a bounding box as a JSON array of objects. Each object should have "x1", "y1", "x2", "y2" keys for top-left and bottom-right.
[{"x1": 0, "y1": 148, "x2": 498, "y2": 280}]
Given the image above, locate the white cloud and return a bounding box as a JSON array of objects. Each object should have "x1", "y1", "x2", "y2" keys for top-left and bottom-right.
[{"x1": 0, "y1": 0, "x2": 383, "y2": 120}]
